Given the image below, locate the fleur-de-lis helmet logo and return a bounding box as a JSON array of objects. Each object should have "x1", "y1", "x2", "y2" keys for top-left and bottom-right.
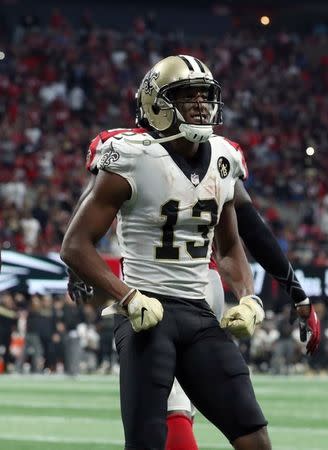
[{"x1": 143, "y1": 70, "x2": 159, "y2": 95}]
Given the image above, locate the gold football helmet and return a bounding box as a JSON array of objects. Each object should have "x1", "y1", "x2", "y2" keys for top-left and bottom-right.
[{"x1": 136, "y1": 55, "x2": 223, "y2": 143}]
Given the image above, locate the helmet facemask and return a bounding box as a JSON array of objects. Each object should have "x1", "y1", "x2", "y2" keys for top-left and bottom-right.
[
  {"x1": 160, "y1": 79, "x2": 223, "y2": 142},
  {"x1": 134, "y1": 55, "x2": 224, "y2": 145}
]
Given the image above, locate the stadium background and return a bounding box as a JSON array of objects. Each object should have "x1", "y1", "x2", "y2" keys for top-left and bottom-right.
[{"x1": 0, "y1": 1, "x2": 328, "y2": 448}]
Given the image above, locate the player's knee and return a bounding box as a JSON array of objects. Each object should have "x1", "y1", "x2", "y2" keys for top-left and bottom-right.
[
  {"x1": 233, "y1": 426, "x2": 271, "y2": 450},
  {"x1": 255, "y1": 426, "x2": 271, "y2": 450}
]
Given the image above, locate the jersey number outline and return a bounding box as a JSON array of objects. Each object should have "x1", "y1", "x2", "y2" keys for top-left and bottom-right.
[{"x1": 155, "y1": 199, "x2": 218, "y2": 260}]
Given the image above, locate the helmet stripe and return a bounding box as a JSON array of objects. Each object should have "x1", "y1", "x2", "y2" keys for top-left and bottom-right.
[
  {"x1": 178, "y1": 55, "x2": 194, "y2": 71},
  {"x1": 179, "y1": 55, "x2": 207, "y2": 73},
  {"x1": 194, "y1": 57, "x2": 206, "y2": 73}
]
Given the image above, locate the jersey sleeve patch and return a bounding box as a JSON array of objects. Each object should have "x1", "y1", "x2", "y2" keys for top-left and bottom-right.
[
  {"x1": 223, "y1": 137, "x2": 248, "y2": 180},
  {"x1": 97, "y1": 142, "x2": 120, "y2": 170},
  {"x1": 96, "y1": 137, "x2": 138, "y2": 203}
]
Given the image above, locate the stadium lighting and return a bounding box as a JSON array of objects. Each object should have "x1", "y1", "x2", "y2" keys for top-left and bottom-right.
[
  {"x1": 260, "y1": 16, "x2": 270, "y2": 26},
  {"x1": 0, "y1": 51, "x2": 5, "y2": 60},
  {"x1": 306, "y1": 147, "x2": 315, "y2": 156}
]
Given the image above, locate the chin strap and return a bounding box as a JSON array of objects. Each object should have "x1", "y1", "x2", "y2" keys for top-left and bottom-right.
[
  {"x1": 124, "y1": 130, "x2": 187, "y2": 146},
  {"x1": 124, "y1": 122, "x2": 213, "y2": 147}
]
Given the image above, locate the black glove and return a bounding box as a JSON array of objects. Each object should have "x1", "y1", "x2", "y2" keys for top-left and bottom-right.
[{"x1": 67, "y1": 268, "x2": 94, "y2": 305}]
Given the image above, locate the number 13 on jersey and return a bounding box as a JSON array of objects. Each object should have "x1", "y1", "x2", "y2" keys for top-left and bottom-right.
[{"x1": 155, "y1": 199, "x2": 218, "y2": 260}]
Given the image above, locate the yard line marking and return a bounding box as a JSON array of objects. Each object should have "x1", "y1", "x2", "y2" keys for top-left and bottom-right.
[
  {"x1": 0, "y1": 434, "x2": 239, "y2": 449},
  {"x1": 269, "y1": 426, "x2": 328, "y2": 435},
  {"x1": 0, "y1": 399, "x2": 120, "y2": 410},
  {"x1": 0, "y1": 384, "x2": 119, "y2": 392},
  {"x1": 0, "y1": 434, "x2": 124, "y2": 445},
  {"x1": 1, "y1": 415, "x2": 328, "y2": 435},
  {"x1": 0, "y1": 415, "x2": 124, "y2": 424},
  {"x1": 1, "y1": 374, "x2": 327, "y2": 383},
  {"x1": 0, "y1": 434, "x2": 324, "y2": 450},
  {"x1": 194, "y1": 423, "x2": 328, "y2": 434},
  {"x1": 265, "y1": 410, "x2": 326, "y2": 419},
  {"x1": 0, "y1": 374, "x2": 119, "y2": 383},
  {"x1": 251, "y1": 374, "x2": 328, "y2": 382},
  {"x1": 255, "y1": 386, "x2": 328, "y2": 393}
]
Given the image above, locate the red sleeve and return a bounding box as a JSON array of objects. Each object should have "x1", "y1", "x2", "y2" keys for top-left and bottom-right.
[
  {"x1": 209, "y1": 253, "x2": 219, "y2": 271},
  {"x1": 209, "y1": 243, "x2": 218, "y2": 271},
  {"x1": 209, "y1": 250, "x2": 231, "y2": 292},
  {"x1": 85, "y1": 134, "x2": 101, "y2": 173},
  {"x1": 85, "y1": 128, "x2": 146, "y2": 173},
  {"x1": 223, "y1": 138, "x2": 249, "y2": 179}
]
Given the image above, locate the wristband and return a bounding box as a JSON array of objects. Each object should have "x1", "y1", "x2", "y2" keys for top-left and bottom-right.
[{"x1": 119, "y1": 288, "x2": 136, "y2": 307}]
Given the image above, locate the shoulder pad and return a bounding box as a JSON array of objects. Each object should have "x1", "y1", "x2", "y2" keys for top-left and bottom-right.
[{"x1": 86, "y1": 128, "x2": 148, "y2": 173}]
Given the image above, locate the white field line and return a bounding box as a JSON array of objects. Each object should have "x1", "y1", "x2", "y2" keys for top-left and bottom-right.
[
  {"x1": 1, "y1": 415, "x2": 328, "y2": 435},
  {"x1": 0, "y1": 434, "x2": 124, "y2": 445},
  {"x1": 0, "y1": 415, "x2": 123, "y2": 424},
  {"x1": 0, "y1": 399, "x2": 120, "y2": 410},
  {"x1": 1, "y1": 374, "x2": 327, "y2": 383},
  {"x1": 1, "y1": 399, "x2": 325, "y2": 420},
  {"x1": 1, "y1": 381, "x2": 326, "y2": 395},
  {"x1": 251, "y1": 374, "x2": 328, "y2": 382},
  {"x1": 1, "y1": 385, "x2": 326, "y2": 401},
  {"x1": 0, "y1": 433, "x2": 324, "y2": 450},
  {"x1": 196, "y1": 424, "x2": 328, "y2": 435},
  {"x1": 268, "y1": 426, "x2": 328, "y2": 435},
  {"x1": 0, "y1": 374, "x2": 119, "y2": 383},
  {"x1": 256, "y1": 383, "x2": 328, "y2": 391},
  {"x1": 0, "y1": 384, "x2": 119, "y2": 393}
]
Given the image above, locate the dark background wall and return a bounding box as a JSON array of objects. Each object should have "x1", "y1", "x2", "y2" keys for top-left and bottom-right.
[{"x1": 1, "y1": 0, "x2": 328, "y2": 36}]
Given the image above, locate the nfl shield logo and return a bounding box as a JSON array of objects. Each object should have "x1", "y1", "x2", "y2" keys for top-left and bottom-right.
[{"x1": 191, "y1": 173, "x2": 200, "y2": 186}]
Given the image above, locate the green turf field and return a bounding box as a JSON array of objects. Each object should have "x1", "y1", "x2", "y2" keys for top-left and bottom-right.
[{"x1": 0, "y1": 374, "x2": 327, "y2": 450}]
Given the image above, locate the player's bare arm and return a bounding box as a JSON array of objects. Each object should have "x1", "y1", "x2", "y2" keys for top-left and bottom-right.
[
  {"x1": 67, "y1": 173, "x2": 97, "y2": 227},
  {"x1": 65, "y1": 173, "x2": 97, "y2": 305},
  {"x1": 61, "y1": 170, "x2": 132, "y2": 302},
  {"x1": 65, "y1": 173, "x2": 113, "y2": 307},
  {"x1": 61, "y1": 169, "x2": 164, "y2": 332}
]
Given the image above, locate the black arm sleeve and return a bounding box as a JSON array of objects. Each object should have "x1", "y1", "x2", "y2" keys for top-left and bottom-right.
[{"x1": 236, "y1": 202, "x2": 307, "y2": 304}]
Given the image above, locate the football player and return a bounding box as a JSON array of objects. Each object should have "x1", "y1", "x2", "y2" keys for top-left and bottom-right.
[
  {"x1": 61, "y1": 55, "x2": 317, "y2": 450},
  {"x1": 68, "y1": 99, "x2": 320, "y2": 450}
]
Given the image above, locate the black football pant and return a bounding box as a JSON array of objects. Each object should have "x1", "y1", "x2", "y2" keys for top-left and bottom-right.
[{"x1": 114, "y1": 294, "x2": 267, "y2": 450}]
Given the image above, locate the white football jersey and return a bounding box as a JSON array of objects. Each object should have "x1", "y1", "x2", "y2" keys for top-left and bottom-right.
[{"x1": 97, "y1": 129, "x2": 247, "y2": 299}]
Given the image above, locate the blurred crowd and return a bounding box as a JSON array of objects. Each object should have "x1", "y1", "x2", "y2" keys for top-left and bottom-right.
[
  {"x1": 0, "y1": 290, "x2": 327, "y2": 375},
  {"x1": 0, "y1": 290, "x2": 116, "y2": 375},
  {"x1": 0, "y1": 9, "x2": 327, "y2": 265}
]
